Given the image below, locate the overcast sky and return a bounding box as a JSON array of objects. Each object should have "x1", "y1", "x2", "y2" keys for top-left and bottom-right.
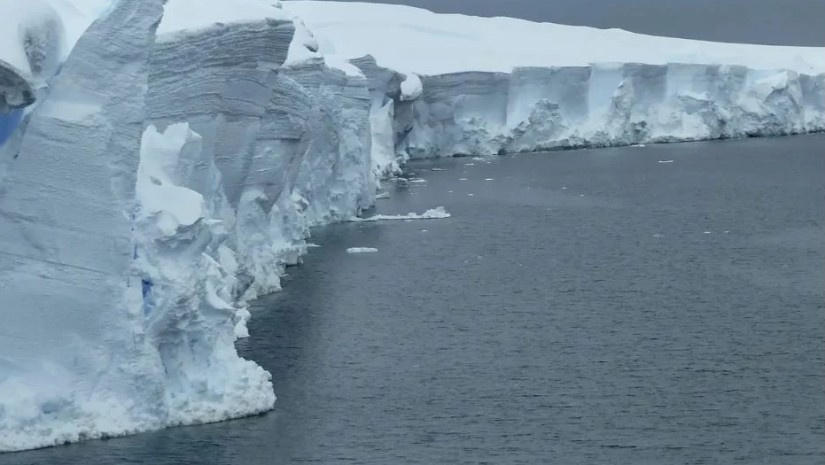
[{"x1": 325, "y1": 0, "x2": 825, "y2": 46}]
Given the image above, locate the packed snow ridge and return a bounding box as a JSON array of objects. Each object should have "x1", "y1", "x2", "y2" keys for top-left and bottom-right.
[{"x1": 1, "y1": 0, "x2": 823, "y2": 452}]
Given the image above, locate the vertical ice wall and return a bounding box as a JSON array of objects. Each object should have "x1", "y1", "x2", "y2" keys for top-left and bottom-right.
[
  {"x1": 1, "y1": 0, "x2": 383, "y2": 449},
  {"x1": 349, "y1": 61, "x2": 825, "y2": 159},
  {"x1": 281, "y1": 59, "x2": 373, "y2": 226},
  {"x1": 349, "y1": 55, "x2": 404, "y2": 177},
  {"x1": 148, "y1": 17, "x2": 374, "y2": 304},
  {"x1": 147, "y1": 17, "x2": 300, "y2": 302},
  {"x1": 0, "y1": 0, "x2": 168, "y2": 450}
]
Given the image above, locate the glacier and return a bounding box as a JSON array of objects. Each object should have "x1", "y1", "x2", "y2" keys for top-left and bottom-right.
[
  {"x1": 1, "y1": 0, "x2": 824, "y2": 452},
  {"x1": 286, "y1": 1, "x2": 825, "y2": 161}
]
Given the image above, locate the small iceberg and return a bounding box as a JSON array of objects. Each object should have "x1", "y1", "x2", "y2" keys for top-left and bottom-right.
[
  {"x1": 346, "y1": 247, "x2": 378, "y2": 254},
  {"x1": 349, "y1": 206, "x2": 451, "y2": 222}
]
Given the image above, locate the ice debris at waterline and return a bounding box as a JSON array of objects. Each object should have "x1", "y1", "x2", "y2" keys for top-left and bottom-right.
[
  {"x1": 0, "y1": 0, "x2": 823, "y2": 453},
  {"x1": 346, "y1": 247, "x2": 379, "y2": 254},
  {"x1": 350, "y1": 207, "x2": 452, "y2": 222}
]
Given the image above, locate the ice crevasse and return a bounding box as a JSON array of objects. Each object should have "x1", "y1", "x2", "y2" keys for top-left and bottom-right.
[{"x1": 0, "y1": 0, "x2": 823, "y2": 451}]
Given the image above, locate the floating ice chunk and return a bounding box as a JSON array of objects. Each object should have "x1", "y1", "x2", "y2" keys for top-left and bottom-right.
[
  {"x1": 467, "y1": 193, "x2": 475, "y2": 196},
  {"x1": 431, "y1": 167, "x2": 446, "y2": 171},
  {"x1": 410, "y1": 178, "x2": 427, "y2": 184},
  {"x1": 658, "y1": 160, "x2": 675, "y2": 164},
  {"x1": 459, "y1": 178, "x2": 468, "y2": 181},
  {"x1": 704, "y1": 231, "x2": 712, "y2": 234},
  {"x1": 484, "y1": 178, "x2": 494, "y2": 181},
  {"x1": 350, "y1": 206, "x2": 451, "y2": 222},
  {"x1": 633, "y1": 144, "x2": 647, "y2": 148},
  {"x1": 306, "y1": 243, "x2": 322, "y2": 248},
  {"x1": 464, "y1": 163, "x2": 475, "y2": 166},
  {"x1": 375, "y1": 192, "x2": 391, "y2": 199},
  {"x1": 347, "y1": 247, "x2": 378, "y2": 254}
]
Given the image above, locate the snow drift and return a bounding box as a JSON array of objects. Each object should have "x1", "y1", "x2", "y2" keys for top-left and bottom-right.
[{"x1": 1, "y1": 0, "x2": 824, "y2": 452}]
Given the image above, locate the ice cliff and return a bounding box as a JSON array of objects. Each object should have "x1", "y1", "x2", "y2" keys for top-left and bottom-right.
[
  {"x1": 1, "y1": 0, "x2": 824, "y2": 451},
  {"x1": 287, "y1": 1, "x2": 825, "y2": 161}
]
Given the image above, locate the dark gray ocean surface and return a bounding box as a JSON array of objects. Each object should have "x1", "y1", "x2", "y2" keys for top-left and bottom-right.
[
  {"x1": 5, "y1": 135, "x2": 824, "y2": 465},
  {"x1": 322, "y1": 0, "x2": 825, "y2": 46}
]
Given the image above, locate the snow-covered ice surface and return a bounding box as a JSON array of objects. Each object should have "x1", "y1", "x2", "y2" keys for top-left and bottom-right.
[
  {"x1": 0, "y1": 0, "x2": 824, "y2": 453},
  {"x1": 156, "y1": 0, "x2": 291, "y2": 37},
  {"x1": 284, "y1": 1, "x2": 824, "y2": 75}
]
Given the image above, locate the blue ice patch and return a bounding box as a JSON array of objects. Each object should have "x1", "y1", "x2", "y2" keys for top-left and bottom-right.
[
  {"x1": 141, "y1": 278, "x2": 153, "y2": 316},
  {"x1": 0, "y1": 109, "x2": 23, "y2": 146}
]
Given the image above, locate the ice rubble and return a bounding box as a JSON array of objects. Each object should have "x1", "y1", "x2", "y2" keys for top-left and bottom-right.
[
  {"x1": 350, "y1": 206, "x2": 452, "y2": 222},
  {"x1": 0, "y1": 0, "x2": 824, "y2": 452}
]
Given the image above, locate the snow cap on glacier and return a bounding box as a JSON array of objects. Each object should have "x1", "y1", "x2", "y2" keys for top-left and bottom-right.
[
  {"x1": 158, "y1": 0, "x2": 291, "y2": 37},
  {"x1": 158, "y1": 0, "x2": 351, "y2": 73},
  {"x1": 283, "y1": 1, "x2": 825, "y2": 76}
]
